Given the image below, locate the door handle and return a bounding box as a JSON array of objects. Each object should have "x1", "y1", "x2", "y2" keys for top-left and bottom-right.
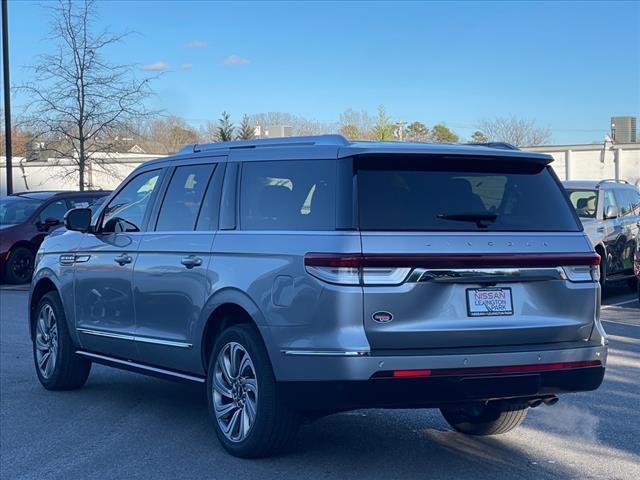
[
  {"x1": 114, "y1": 253, "x2": 133, "y2": 266},
  {"x1": 181, "y1": 255, "x2": 203, "y2": 269}
]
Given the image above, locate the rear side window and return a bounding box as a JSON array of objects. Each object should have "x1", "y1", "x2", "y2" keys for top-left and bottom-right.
[
  {"x1": 240, "y1": 160, "x2": 336, "y2": 230},
  {"x1": 357, "y1": 157, "x2": 580, "y2": 232},
  {"x1": 613, "y1": 189, "x2": 632, "y2": 216},
  {"x1": 156, "y1": 164, "x2": 215, "y2": 231},
  {"x1": 627, "y1": 188, "x2": 640, "y2": 215},
  {"x1": 566, "y1": 189, "x2": 597, "y2": 219}
]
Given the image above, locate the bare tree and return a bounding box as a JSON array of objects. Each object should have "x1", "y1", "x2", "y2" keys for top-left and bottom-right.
[
  {"x1": 141, "y1": 116, "x2": 199, "y2": 154},
  {"x1": 339, "y1": 109, "x2": 374, "y2": 139},
  {"x1": 249, "y1": 111, "x2": 333, "y2": 137},
  {"x1": 17, "y1": 0, "x2": 157, "y2": 190},
  {"x1": 477, "y1": 117, "x2": 551, "y2": 147}
]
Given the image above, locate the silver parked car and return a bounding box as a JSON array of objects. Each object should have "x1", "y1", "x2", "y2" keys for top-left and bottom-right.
[
  {"x1": 29, "y1": 136, "x2": 607, "y2": 458},
  {"x1": 563, "y1": 179, "x2": 640, "y2": 291}
]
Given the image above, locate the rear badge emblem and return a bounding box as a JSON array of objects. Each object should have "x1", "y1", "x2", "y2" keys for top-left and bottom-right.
[{"x1": 372, "y1": 311, "x2": 393, "y2": 323}]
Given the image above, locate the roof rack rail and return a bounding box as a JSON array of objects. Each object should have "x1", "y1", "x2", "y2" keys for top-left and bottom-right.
[
  {"x1": 465, "y1": 142, "x2": 520, "y2": 151},
  {"x1": 177, "y1": 135, "x2": 350, "y2": 155},
  {"x1": 596, "y1": 179, "x2": 630, "y2": 187}
]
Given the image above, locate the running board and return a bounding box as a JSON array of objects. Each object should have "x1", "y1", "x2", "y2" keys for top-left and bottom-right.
[{"x1": 75, "y1": 351, "x2": 205, "y2": 384}]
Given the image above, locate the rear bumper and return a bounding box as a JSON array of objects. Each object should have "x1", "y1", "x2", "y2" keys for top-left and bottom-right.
[
  {"x1": 272, "y1": 342, "x2": 607, "y2": 382},
  {"x1": 279, "y1": 366, "x2": 606, "y2": 411}
]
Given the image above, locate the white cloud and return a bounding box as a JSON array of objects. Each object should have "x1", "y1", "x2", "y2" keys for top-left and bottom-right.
[
  {"x1": 140, "y1": 62, "x2": 169, "y2": 72},
  {"x1": 185, "y1": 40, "x2": 208, "y2": 49},
  {"x1": 180, "y1": 63, "x2": 193, "y2": 70},
  {"x1": 223, "y1": 54, "x2": 250, "y2": 66}
]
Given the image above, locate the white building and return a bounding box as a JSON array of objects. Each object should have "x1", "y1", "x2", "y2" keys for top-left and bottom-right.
[{"x1": 523, "y1": 142, "x2": 640, "y2": 186}]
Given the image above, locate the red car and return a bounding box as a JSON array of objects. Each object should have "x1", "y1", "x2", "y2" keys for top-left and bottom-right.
[{"x1": 0, "y1": 190, "x2": 110, "y2": 283}]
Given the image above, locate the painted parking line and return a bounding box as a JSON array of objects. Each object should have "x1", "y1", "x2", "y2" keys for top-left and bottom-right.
[{"x1": 601, "y1": 298, "x2": 639, "y2": 309}]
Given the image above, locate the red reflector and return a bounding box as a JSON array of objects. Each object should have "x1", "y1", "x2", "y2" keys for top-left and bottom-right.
[
  {"x1": 376, "y1": 360, "x2": 602, "y2": 379},
  {"x1": 392, "y1": 369, "x2": 432, "y2": 378}
]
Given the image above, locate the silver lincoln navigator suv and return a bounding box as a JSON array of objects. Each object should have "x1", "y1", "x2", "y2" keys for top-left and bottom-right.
[{"x1": 29, "y1": 135, "x2": 607, "y2": 457}]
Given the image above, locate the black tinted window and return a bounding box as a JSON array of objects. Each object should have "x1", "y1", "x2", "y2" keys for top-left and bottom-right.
[
  {"x1": 357, "y1": 158, "x2": 580, "y2": 232},
  {"x1": 38, "y1": 200, "x2": 68, "y2": 222},
  {"x1": 240, "y1": 160, "x2": 335, "y2": 230},
  {"x1": 102, "y1": 170, "x2": 161, "y2": 233},
  {"x1": 156, "y1": 164, "x2": 215, "y2": 232}
]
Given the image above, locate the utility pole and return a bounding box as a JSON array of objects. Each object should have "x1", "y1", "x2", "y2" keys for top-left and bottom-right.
[{"x1": 2, "y1": 0, "x2": 12, "y2": 194}]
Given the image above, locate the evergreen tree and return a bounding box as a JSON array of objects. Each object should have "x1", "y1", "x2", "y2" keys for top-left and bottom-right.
[
  {"x1": 470, "y1": 130, "x2": 488, "y2": 143},
  {"x1": 236, "y1": 114, "x2": 256, "y2": 140},
  {"x1": 216, "y1": 111, "x2": 235, "y2": 142},
  {"x1": 371, "y1": 106, "x2": 394, "y2": 141},
  {"x1": 430, "y1": 123, "x2": 459, "y2": 143}
]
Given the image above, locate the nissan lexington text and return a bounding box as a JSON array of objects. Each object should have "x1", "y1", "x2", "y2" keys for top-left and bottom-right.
[{"x1": 29, "y1": 136, "x2": 607, "y2": 457}]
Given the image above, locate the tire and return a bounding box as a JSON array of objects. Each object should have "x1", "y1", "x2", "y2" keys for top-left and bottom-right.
[
  {"x1": 4, "y1": 246, "x2": 35, "y2": 284},
  {"x1": 207, "y1": 324, "x2": 299, "y2": 458},
  {"x1": 33, "y1": 291, "x2": 91, "y2": 390},
  {"x1": 440, "y1": 402, "x2": 528, "y2": 436},
  {"x1": 626, "y1": 276, "x2": 637, "y2": 292}
]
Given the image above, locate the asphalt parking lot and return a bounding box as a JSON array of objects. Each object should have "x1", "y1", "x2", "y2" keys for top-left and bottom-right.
[{"x1": 1, "y1": 284, "x2": 638, "y2": 480}]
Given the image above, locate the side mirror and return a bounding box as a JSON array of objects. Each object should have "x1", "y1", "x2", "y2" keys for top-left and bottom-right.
[
  {"x1": 64, "y1": 208, "x2": 92, "y2": 232},
  {"x1": 36, "y1": 217, "x2": 61, "y2": 232},
  {"x1": 604, "y1": 205, "x2": 619, "y2": 220}
]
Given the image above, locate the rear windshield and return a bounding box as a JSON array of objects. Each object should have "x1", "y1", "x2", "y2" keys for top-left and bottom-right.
[
  {"x1": 357, "y1": 157, "x2": 580, "y2": 232},
  {"x1": 565, "y1": 189, "x2": 598, "y2": 218}
]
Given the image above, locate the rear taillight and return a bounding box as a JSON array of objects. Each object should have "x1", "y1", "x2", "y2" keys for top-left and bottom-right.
[
  {"x1": 304, "y1": 254, "x2": 410, "y2": 286},
  {"x1": 304, "y1": 253, "x2": 601, "y2": 286}
]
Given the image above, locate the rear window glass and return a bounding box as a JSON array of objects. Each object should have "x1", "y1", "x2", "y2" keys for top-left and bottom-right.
[
  {"x1": 240, "y1": 160, "x2": 336, "y2": 230},
  {"x1": 357, "y1": 158, "x2": 580, "y2": 232},
  {"x1": 566, "y1": 189, "x2": 598, "y2": 218}
]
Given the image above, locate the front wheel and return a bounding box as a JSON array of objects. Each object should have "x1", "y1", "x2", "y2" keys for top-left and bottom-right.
[
  {"x1": 33, "y1": 292, "x2": 91, "y2": 390},
  {"x1": 207, "y1": 324, "x2": 299, "y2": 458},
  {"x1": 440, "y1": 402, "x2": 528, "y2": 436}
]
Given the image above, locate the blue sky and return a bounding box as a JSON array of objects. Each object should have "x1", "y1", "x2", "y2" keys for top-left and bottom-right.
[{"x1": 8, "y1": 0, "x2": 640, "y2": 144}]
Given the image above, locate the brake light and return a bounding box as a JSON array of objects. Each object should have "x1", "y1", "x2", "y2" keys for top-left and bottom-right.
[{"x1": 304, "y1": 253, "x2": 601, "y2": 285}]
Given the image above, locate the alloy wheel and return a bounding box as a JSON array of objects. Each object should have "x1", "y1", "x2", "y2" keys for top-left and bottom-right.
[
  {"x1": 212, "y1": 342, "x2": 258, "y2": 442},
  {"x1": 35, "y1": 304, "x2": 58, "y2": 379}
]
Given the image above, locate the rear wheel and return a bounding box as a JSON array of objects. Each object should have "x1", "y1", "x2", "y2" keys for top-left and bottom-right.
[
  {"x1": 5, "y1": 246, "x2": 34, "y2": 284},
  {"x1": 440, "y1": 402, "x2": 528, "y2": 436},
  {"x1": 207, "y1": 324, "x2": 299, "y2": 458},
  {"x1": 33, "y1": 291, "x2": 91, "y2": 390}
]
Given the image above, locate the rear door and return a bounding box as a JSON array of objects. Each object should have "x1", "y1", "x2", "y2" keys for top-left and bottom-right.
[
  {"x1": 356, "y1": 155, "x2": 599, "y2": 350},
  {"x1": 133, "y1": 159, "x2": 224, "y2": 372}
]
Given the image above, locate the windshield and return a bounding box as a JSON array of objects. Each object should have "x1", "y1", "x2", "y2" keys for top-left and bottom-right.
[
  {"x1": 0, "y1": 197, "x2": 44, "y2": 225},
  {"x1": 357, "y1": 158, "x2": 581, "y2": 232},
  {"x1": 565, "y1": 189, "x2": 598, "y2": 219}
]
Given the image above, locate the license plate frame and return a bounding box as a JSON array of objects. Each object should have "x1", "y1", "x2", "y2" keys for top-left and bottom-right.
[{"x1": 466, "y1": 287, "x2": 514, "y2": 317}]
